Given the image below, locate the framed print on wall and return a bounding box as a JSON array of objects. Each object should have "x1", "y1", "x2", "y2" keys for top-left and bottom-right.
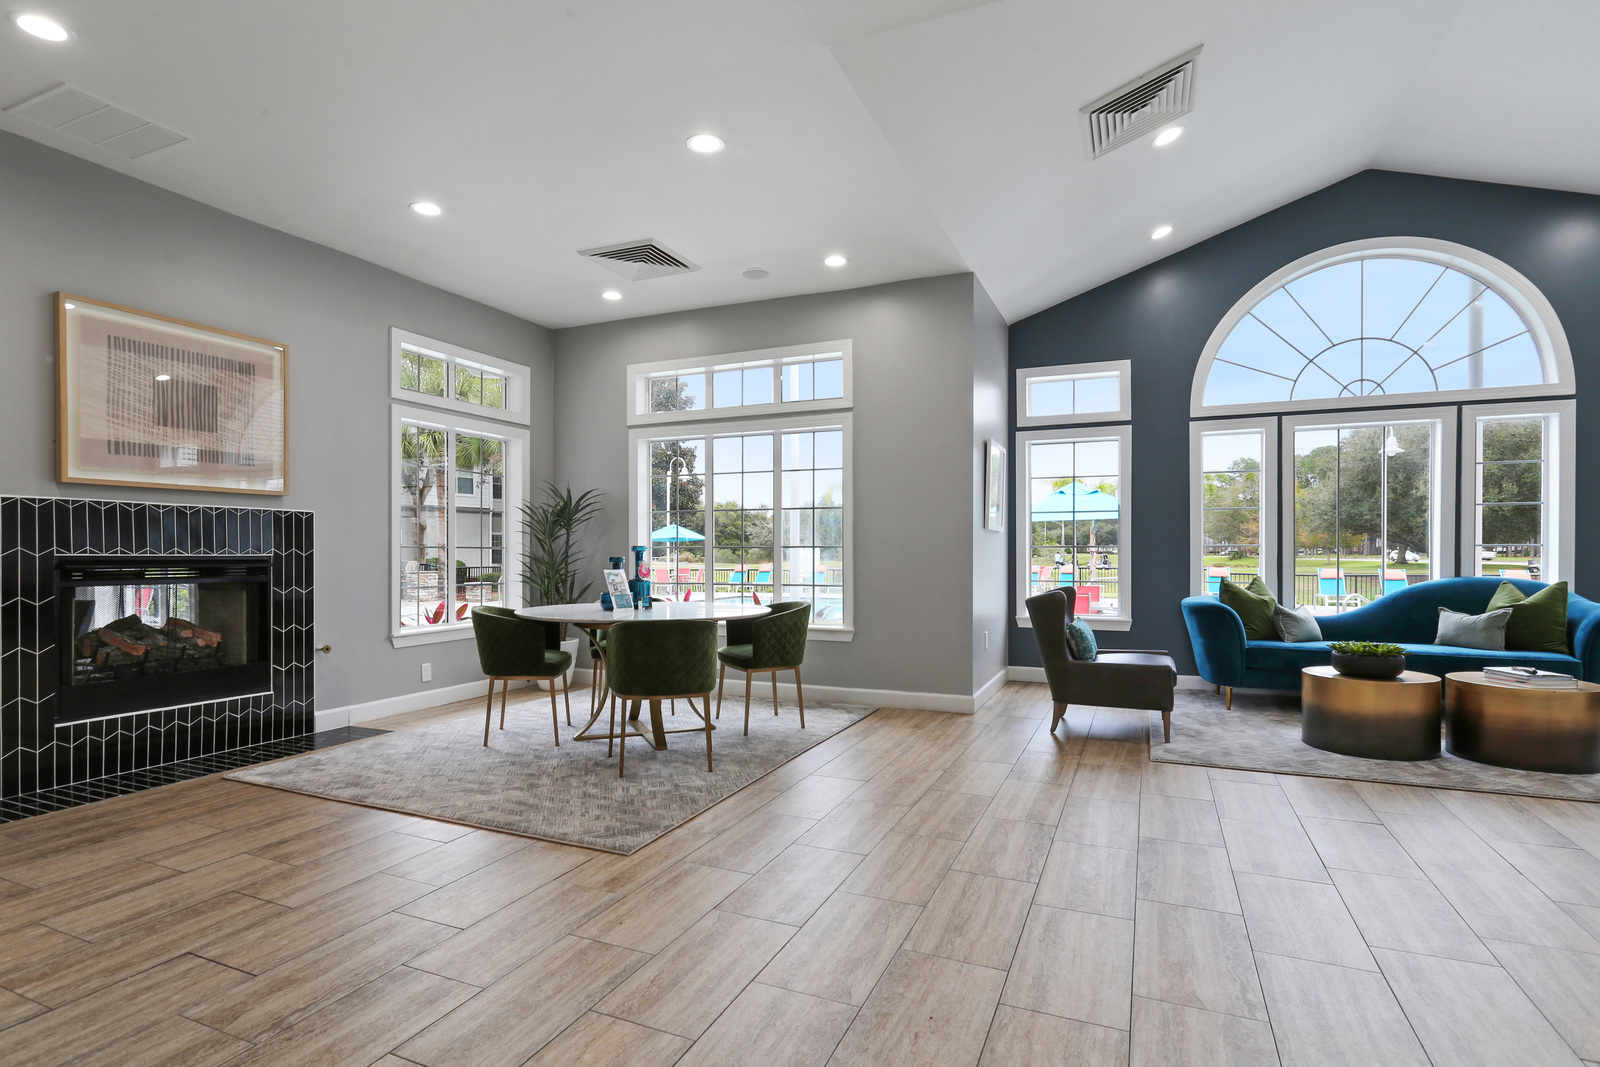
[
  {"x1": 984, "y1": 439, "x2": 1007, "y2": 531},
  {"x1": 57, "y1": 293, "x2": 288, "y2": 494}
]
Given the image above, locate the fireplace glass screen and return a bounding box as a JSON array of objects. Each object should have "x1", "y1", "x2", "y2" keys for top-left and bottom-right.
[{"x1": 56, "y1": 558, "x2": 272, "y2": 721}]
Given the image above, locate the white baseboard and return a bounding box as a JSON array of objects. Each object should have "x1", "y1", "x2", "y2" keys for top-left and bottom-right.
[
  {"x1": 315, "y1": 678, "x2": 542, "y2": 731},
  {"x1": 1006, "y1": 666, "x2": 1211, "y2": 691},
  {"x1": 315, "y1": 667, "x2": 998, "y2": 730}
]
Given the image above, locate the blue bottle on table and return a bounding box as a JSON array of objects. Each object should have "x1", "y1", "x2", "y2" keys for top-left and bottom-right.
[{"x1": 630, "y1": 545, "x2": 652, "y2": 609}]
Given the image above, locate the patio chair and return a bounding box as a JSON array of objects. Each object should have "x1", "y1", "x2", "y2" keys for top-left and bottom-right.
[
  {"x1": 1315, "y1": 568, "x2": 1345, "y2": 606},
  {"x1": 1025, "y1": 588, "x2": 1177, "y2": 741},
  {"x1": 717, "y1": 601, "x2": 810, "y2": 735},
  {"x1": 1205, "y1": 566, "x2": 1230, "y2": 595},
  {"x1": 470, "y1": 607, "x2": 572, "y2": 747},
  {"x1": 1500, "y1": 568, "x2": 1532, "y2": 580},
  {"x1": 1382, "y1": 568, "x2": 1409, "y2": 596}
]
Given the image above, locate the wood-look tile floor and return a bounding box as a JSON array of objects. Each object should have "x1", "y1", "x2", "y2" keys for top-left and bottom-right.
[{"x1": 4, "y1": 682, "x2": 1600, "y2": 1066}]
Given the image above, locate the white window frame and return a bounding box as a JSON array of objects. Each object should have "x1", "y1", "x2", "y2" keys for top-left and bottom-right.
[
  {"x1": 626, "y1": 411, "x2": 855, "y2": 641},
  {"x1": 389, "y1": 327, "x2": 532, "y2": 427},
  {"x1": 627, "y1": 340, "x2": 853, "y2": 427},
  {"x1": 1192, "y1": 237, "x2": 1576, "y2": 418},
  {"x1": 1278, "y1": 405, "x2": 1457, "y2": 611},
  {"x1": 1016, "y1": 359, "x2": 1132, "y2": 427},
  {"x1": 1459, "y1": 399, "x2": 1575, "y2": 586},
  {"x1": 1189, "y1": 418, "x2": 1278, "y2": 597},
  {"x1": 1014, "y1": 423, "x2": 1134, "y2": 631}
]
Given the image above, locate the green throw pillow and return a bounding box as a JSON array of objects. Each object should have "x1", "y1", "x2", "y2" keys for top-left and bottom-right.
[
  {"x1": 1219, "y1": 576, "x2": 1278, "y2": 641},
  {"x1": 1486, "y1": 580, "x2": 1570, "y2": 654}
]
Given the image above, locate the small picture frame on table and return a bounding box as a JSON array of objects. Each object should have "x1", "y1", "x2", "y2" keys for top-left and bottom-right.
[{"x1": 603, "y1": 569, "x2": 633, "y2": 610}]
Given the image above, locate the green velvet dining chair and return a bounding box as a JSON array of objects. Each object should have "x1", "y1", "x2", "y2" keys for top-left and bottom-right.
[
  {"x1": 470, "y1": 607, "x2": 573, "y2": 747},
  {"x1": 605, "y1": 619, "x2": 718, "y2": 777},
  {"x1": 716, "y1": 600, "x2": 811, "y2": 735}
]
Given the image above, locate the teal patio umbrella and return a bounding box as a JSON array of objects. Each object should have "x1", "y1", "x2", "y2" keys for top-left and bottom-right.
[{"x1": 650, "y1": 524, "x2": 704, "y2": 542}]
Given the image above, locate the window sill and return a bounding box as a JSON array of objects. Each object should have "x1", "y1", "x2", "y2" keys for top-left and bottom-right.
[
  {"x1": 391, "y1": 625, "x2": 475, "y2": 649},
  {"x1": 806, "y1": 627, "x2": 854, "y2": 643},
  {"x1": 1015, "y1": 615, "x2": 1133, "y2": 632}
]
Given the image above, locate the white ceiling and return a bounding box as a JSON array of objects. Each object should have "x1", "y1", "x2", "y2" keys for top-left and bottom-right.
[{"x1": 1, "y1": 1, "x2": 1597, "y2": 329}]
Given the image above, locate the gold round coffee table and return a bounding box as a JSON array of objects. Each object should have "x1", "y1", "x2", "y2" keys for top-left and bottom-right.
[
  {"x1": 1444, "y1": 671, "x2": 1600, "y2": 774},
  {"x1": 1301, "y1": 666, "x2": 1442, "y2": 760}
]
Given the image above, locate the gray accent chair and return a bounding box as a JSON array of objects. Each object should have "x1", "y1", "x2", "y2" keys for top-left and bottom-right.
[{"x1": 1025, "y1": 588, "x2": 1179, "y2": 741}]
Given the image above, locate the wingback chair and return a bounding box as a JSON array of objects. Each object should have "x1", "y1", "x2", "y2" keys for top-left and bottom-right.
[
  {"x1": 716, "y1": 601, "x2": 811, "y2": 735},
  {"x1": 470, "y1": 607, "x2": 573, "y2": 747},
  {"x1": 1025, "y1": 588, "x2": 1178, "y2": 741}
]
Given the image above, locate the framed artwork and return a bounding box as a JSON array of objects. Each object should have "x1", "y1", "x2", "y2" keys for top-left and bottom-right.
[
  {"x1": 57, "y1": 293, "x2": 288, "y2": 494},
  {"x1": 984, "y1": 439, "x2": 1007, "y2": 531},
  {"x1": 603, "y1": 568, "x2": 634, "y2": 610}
]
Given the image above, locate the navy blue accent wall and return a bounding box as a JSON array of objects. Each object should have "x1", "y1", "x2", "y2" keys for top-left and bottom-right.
[{"x1": 1009, "y1": 169, "x2": 1600, "y2": 672}]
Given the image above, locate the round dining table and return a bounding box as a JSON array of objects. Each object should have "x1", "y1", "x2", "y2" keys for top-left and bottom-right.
[{"x1": 515, "y1": 600, "x2": 770, "y2": 751}]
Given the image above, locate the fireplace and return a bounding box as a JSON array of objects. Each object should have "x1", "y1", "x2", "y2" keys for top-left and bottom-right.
[{"x1": 55, "y1": 557, "x2": 273, "y2": 723}]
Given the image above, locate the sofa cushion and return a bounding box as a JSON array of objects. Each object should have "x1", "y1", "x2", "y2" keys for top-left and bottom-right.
[
  {"x1": 1244, "y1": 638, "x2": 1582, "y2": 680},
  {"x1": 1220, "y1": 577, "x2": 1277, "y2": 641},
  {"x1": 1273, "y1": 603, "x2": 1322, "y2": 642},
  {"x1": 1245, "y1": 640, "x2": 1334, "y2": 674},
  {"x1": 1436, "y1": 607, "x2": 1511, "y2": 650},
  {"x1": 1487, "y1": 580, "x2": 1570, "y2": 654}
]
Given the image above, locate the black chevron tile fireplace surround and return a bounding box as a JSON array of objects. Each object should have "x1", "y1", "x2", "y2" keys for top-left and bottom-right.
[{"x1": 1, "y1": 497, "x2": 313, "y2": 799}]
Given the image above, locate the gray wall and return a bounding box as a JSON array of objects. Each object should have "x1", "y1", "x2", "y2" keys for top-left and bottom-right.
[
  {"x1": 553, "y1": 274, "x2": 983, "y2": 698},
  {"x1": 0, "y1": 130, "x2": 556, "y2": 711},
  {"x1": 972, "y1": 281, "x2": 1009, "y2": 691}
]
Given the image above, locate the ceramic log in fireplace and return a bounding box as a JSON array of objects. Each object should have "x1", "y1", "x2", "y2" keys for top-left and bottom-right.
[{"x1": 55, "y1": 557, "x2": 273, "y2": 722}]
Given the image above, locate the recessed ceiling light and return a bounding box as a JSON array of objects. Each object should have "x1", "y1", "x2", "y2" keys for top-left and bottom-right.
[
  {"x1": 741, "y1": 267, "x2": 771, "y2": 281},
  {"x1": 1150, "y1": 225, "x2": 1173, "y2": 240},
  {"x1": 602, "y1": 290, "x2": 622, "y2": 301},
  {"x1": 823, "y1": 254, "x2": 847, "y2": 268},
  {"x1": 1152, "y1": 125, "x2": 1185, "y2": 147},
  {"x1": 410, "y1": 201, "x2": 442, "y2": 216},
  {"x1": 154, "y1": 374, "x2": 171, "y2": 381},
  {"x1": 11, "y1": 13, "x2": 70, "y2": 41},
  {"x1": 686, "y1": 134, "x2": 725, "y2": 154}
]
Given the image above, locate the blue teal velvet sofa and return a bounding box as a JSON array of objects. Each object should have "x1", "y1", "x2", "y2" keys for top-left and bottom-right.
[{"x1": 1181, "y1": 577, "x2": 1600, "y2": 693}]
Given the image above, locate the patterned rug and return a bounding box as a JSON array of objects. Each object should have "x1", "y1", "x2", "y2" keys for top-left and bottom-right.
[
  {"x1": 228, "y1": 695, "x2": 876, "y2": 853},
  {"x1": 1150, "y1": 688, "x2": 1600, "y2": 802}
]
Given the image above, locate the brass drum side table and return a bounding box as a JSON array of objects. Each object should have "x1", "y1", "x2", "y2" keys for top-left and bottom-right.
[
  {"x1": 1444, "y1": 671, "x2": 1600, "y2": 774},
  {"x1": 1301, "y1": 666, "x2": 1442, "y2": 761}
]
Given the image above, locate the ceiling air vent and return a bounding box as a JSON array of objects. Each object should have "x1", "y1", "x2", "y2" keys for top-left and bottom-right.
[
  {"x1": 1079, "y1": 46, "x2": 1200, "y2": 160},
  {"x1": 5, "y1": 84, "x2": 188, "y2": 159},
  {"x1": 579, "y1": 239, "x2": 700, "y2": 281}
]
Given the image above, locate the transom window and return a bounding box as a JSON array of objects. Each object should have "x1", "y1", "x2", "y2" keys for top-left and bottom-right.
[
  {"x1": 629, "y1": 342, "x2": 851, "y2": 425},
  {"x1": 1194, "y1": 238, "x2": 1572, "y2": 418},
  {"x1": 1017, "y1": 360, "x2": 1131, "y2": 427},
  {"x1": 390, "y1": 328, "x2": 531, "y2": 427}
]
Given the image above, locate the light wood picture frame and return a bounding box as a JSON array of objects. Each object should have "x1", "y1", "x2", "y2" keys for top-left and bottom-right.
[
  {"x1": 985, "y1": 438, "x2": 1007, "y2": 531},
  {"x1": 57, "y1": 293, "x2": 288, "y2": 495}
]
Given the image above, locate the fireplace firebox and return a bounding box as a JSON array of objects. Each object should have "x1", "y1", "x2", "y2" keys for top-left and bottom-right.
[{"x1": 55, "y1": 557, "x2": 273, "y2": 723}]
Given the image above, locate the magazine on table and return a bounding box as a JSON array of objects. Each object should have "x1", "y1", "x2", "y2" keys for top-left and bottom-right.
[{"x1": 1482, "y1": 666, "x2": 1580, "y2": 688}]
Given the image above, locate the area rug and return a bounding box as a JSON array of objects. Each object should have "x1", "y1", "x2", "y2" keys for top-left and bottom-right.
[
  {"x1": 228, "y1": 696, "x2": 876, "y2": 853},
  {"x1": 1149, "y1": 688, "x2": 1600, "y2": 802}
]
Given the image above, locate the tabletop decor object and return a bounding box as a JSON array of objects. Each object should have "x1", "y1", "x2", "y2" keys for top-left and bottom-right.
[
  {"x1": 629, "y1": 544, "x2": 652, "y2": 608},
  {"x1": 520, "y1": 483, "x2": 603, "y2": 636},
  {"x1": 1329, "y1": 641, "x2": 1406, "y2": 680},
  {"x1": 602, "y1": 567, "x2": 631, "y2": 610},
  {"x1": 56, "y1": 293, "x2": 288, "y2": 494}
]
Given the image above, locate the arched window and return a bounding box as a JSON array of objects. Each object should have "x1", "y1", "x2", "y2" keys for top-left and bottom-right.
[
  {"x1": 1193, "y1": 238, "x2": 1572, "y2": 416},
  {"x1": 1190, "y1": 239, "x2": 1574, "y2": 609}
]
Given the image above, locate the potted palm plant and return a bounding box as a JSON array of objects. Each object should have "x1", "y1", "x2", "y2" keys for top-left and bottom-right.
[{"x1": 522, "y1": 483, "x2": 604, "y2": 688}]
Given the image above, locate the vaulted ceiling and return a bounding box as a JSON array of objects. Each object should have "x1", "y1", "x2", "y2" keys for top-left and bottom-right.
[{"x1": 2, "y1": 1, "x2": 1595, "y2": 328}]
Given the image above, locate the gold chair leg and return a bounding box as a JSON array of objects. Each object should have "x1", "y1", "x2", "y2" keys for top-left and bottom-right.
[
  {"x1": 1214, "y1": 683, "x2": 1220, "y2": 695},
  {"x1": 744, "y1": 670, "x2": 753, "y2": 736},
  {"x1": 484, "y1": 678, "x2": 496, "y2": 746},
  {"x1": 772, "y1": 671, "x2": 779, "y2": 715},
  {"x1": 607, "y1": 693, "x2": 616, "y2": 757},
  {"x1": 716, "y1": 664, "x2": 726, "y2": 719},
  {"x1": 1225, "y1": 686, "x2": 1233, "y2": 710},
  {"x1": 794, "y1": 666, "x2": 805, "y2": 729},
  {"x1": 500, "y1": 679, "x2": 509, "y2": 730},
  {"x1": 549, "y1": 679, "x2": 561, "y2": 747},
  {"x1": 618, "y1": 700, "x2": 627, "y2": 778},
  {"x1": 562, "y1": 675, "x2": 571, "y2": 730},
  {"x1": 703, "y1": 691, "x2": 714, "y2": 772}
]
